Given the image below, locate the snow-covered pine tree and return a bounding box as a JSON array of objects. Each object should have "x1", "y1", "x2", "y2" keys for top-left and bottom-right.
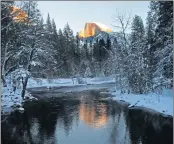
[
  {"x1": 46, "y1": 13, "x2": 53, "y2": 35},
  {"x1": 73, "y1": 32, "x2": 81, "y2": 74},
  {"x1": 93, "y1": 38, "x2": 108, "y2": 76},
  {"x1": 84, "y1": 66, "x2": 92, "y2": 78},
  {"x1": 106, "y1": 36, "x2": 111, "y2": 51},
  {"x1": 129, "y1": 15, "x2": 146, "y2": 94},
  {"x1": 143, "y1": 1, "x2": 160, "y2": 92},
  {"x1": 84, "y1": 66, "x2": 92, "y2": 84},
  {"x1": 50, "y1": 18, "x2": 60, "y2": 76},
  {"x1": 56, "y1": 28, "x2": 65, "y2": 76},
  {"x1": 153, "y1": 1, "x2": 173, "y2": 89},
  {"x1": 83, "y1": 40, "x2": 88, "y2": 61},
  {"x1": 62, "y1": 23, "x2": 77, "y2": 77}
]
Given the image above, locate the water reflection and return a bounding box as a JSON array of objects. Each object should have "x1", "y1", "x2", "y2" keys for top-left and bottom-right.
[
  {"x1": 128, "y1": 108, "x2": 173, "y2": 144},
  {"x1": 79, "y1": 95, "x2": 108, "y2": 128},
  {"x1": 1, "y1": 91, "x2": 173, "y2": 144}
]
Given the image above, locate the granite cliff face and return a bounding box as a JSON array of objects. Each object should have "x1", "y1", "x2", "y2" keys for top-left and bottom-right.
[
  {"x1": 9, "y1": 6, "x2": 28, "y2": 23},
  {"x1": 78, "y1": 22, "x2": 112, "y2": 38}
]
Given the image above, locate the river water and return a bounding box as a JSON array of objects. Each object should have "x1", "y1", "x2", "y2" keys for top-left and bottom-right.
[{"x1": 1, "y1": 86, "x2": 173, "y2": 144}]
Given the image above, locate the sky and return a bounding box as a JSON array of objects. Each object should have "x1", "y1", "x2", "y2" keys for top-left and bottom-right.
[{"x1": 38, "y1": 1, "x2": 150, "y2": 34}]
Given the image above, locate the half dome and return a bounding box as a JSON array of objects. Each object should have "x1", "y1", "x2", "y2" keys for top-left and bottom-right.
[{"x1": 78, "y1": 22, "x2": 112, "y2": 38}]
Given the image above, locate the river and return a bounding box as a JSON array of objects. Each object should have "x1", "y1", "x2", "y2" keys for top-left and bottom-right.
[{"x1": 1, "y1": 84, "x2": 173, "y2": 144}]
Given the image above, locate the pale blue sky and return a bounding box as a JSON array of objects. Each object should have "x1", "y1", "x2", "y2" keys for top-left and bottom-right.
[{"x1": 38, "y1": 1, "x2": 150, "y2": 34}]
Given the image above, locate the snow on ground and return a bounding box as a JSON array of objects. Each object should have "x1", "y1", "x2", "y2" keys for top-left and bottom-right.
[
  {"x1": 27, "y1": 76, "x2": 115, "y2": 88},
  {"x1": 86, "y1": 77, "x2": 115, "y2": 84},
  {"x1": 1, "y1": 78, "x2": 37, "y2": 115},
  {"x1": 27, "y1": 78, "x2": 75, "y2": 88},
  {"x1": 109, "y1": 88, "x2": 173, "y2": 116},
  {"x1": 1, "y1": 84, "x2": 37, "y2": 115}
]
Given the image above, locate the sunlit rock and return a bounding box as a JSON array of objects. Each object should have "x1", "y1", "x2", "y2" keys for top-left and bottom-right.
[
  {"x1": 79, "y1": 22, "x2": 112, "y2": 38},
  {"x1": 9, "y1": 6, "x2": 28, "y2": 23}
]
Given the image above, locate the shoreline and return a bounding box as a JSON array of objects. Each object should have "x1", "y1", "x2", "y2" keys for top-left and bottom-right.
[
  {"x1": 108, "y1": 89, "x2": 173, "y2": 117},
  {"x1": 2, "y1": 77, "x2": 173, "y2": 118}
]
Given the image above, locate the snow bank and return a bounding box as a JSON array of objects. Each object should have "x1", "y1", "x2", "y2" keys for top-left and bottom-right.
[
  {"x1": 109, "y1": 89, "x2": 173, "y2": 116},
  {"x1": 27, "y1": 76, "x2": 115, "y2": 88},
  {"x1": 27, "y1": 78, "x2": 74, "y2": 88},
  {"x1": 1, "y1": 78, "x2": 37, "y2": 115},
  {"x1": 86, "y1": 76, "x2": 115, "y2": 84}
]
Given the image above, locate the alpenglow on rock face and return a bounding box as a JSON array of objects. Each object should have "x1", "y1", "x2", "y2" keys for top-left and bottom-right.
[
  {"x1": 78, "y1": 22, "x2": 112, "y2": 38},
  {"x1": 9, "y1": 6, "x2": 28, "y2": 23}
]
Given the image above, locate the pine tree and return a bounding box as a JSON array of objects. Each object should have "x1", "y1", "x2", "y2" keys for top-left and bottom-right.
[
  {"x1": 56, "y1": 28, "x2": 66, "y2": 76},
  {"x1": 92, "y1": 40, "x2": 99, "y2": 76},
  {"x1": 153, "y1": 1, "x2": 173, "y2": 88},
  {"x1": 129, "y1": 15, "x2": 146, "y2": 94},
  {"x1": 46, "y1": 13, "x2": 52, "y2": 33},
  {"x1": 51, "y1": 19, "x2": 58, "y2": 47},
  {"x1": 73, "y1": 32, "x2": 81, "y2": 75},
  {"x1": 76, "y1": 32, "x2": 79, "y2": 48},
  {"x1": 58, "y1": 28, "x2": 65, "y2": 56},
  {"x1": 106, "y1": 36, "x2": 111, "y2": 50},
  {"x1": 50, "y1": 18, "x2": 60, "y2": 76},
  {"x1": 144, "y1": 1, "x2": 159, "y2": 91},
  {"x1": 62, "y1": 23, "x2": 77, "y2": 77}
]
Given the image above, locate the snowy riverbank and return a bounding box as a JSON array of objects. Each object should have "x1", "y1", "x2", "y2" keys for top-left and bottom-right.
[
  {"x1": 109, "y1": 88, "x2": 173, "y2": 116},
  {"x1": 2, "y1": 76, "x2": 173, "y2": 117},
  {"x1": 27, "y1": 77, "x2": 115, "y2": 88},
  {"x1": 1, "y1": 76, "x2": 115, "y2": 115},
  {"x1": 1, "y1": 83, "x2": 37, "y2": 115},
  {"x1": 27, "y1": 77, "x2": 173, "y2": 117}
]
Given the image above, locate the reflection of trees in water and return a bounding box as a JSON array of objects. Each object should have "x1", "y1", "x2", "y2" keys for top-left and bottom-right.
[
  {"x1": 2, "y1": 100, "x2": 61, "y2": 144},
  {"x1": 28, "y1": 99, "x2": 80, "y2": 141},
  {"x1": 124, "y1": 110, "x2": 131, "y2": 144},
  {"x1": 108, "y1": 102, "x2": 131, "y2": 144},
  {"x1": 128, "y1": 110, "x2": 173, "y2": 144},
  {"x1": 52, "y1": 99, "x2": 80, "y2": 136},
  {"x1": 1, "y1": 110, "x2": 32, "y2": 144},
  {"x1": 1, "y1": 120, "x2": 19, "y2": 143},
  {"x1": 23, "y1": 100, "x2": 59, "y2": 143},
  {"x1": 108, "y1": 104, "x2": 122, "y2": 144},
  {"x1": 61, "y1": 104, "x2": 76, "y2": 136},
  {"x1": 128, "y1": 112, "x2": 143, "y2": 144}
]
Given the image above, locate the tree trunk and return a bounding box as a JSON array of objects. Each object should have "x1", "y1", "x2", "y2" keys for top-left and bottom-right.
[
  {"x1": 21, "y1": 48, "x2": 35, "y2": 99},
  {"x1": 21, "y1": 76, "x2": 29, "y2": 99},
  {"x1": 115, "y1": 76, "x2": 117, "y2": 92},
  {"x1": 1, "y1": 75, "x2": 7, "y2": 87}
]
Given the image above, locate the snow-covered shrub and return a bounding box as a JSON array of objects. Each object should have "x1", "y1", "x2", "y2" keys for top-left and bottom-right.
[
  {"x1": 84, "y1": 67, "x2": 92, "y2": 78},
  {"x1": 10, "y1": 67, "x2": 30, "y2": 87},
  {"x1": 1, "y1": 67, "x2": 38, "y2": 116}
]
